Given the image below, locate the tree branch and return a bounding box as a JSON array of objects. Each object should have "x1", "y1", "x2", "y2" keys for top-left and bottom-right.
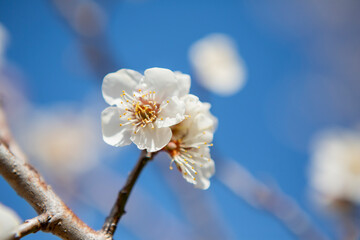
[
  {"x1": 0, "y1": 143, "x2": 108, "y2": 240},
  {"x1": 102, "y1": 150, "x2": 156, "y2": 236},
  {"x1": 7, "y1": 214, "x2": 48, "y2": 240}
]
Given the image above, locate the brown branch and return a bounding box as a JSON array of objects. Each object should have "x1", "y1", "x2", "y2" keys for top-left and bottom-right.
[
  {"x1": 0, "y1": 144, "x2": 108, "y2": 240},
  {"x1": 102, "y1": 150, "x2": 156, "y2": 236}
]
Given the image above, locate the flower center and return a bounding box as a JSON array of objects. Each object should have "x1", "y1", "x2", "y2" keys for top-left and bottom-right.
[
  {"x1": 165, "y1": 140, "x2": 182, "y2": 157},
  {"x1": 119, "y1": 90, "x2": 161, "y2": 132},
  {"x1": 134, "y1": 99, "x2": 158, "y2": 124}
]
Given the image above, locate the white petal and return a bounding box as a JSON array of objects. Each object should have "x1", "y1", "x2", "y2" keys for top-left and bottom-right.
[
  {"x1": 193, "y1": 112, "x2": 216, "y2": 132},
  {"x1": 185, "y1": 130, "x2": 213, "y2": 146},
  {"x1": 181, "y1": 167, "x2": 197, "y2": 185},
  {"x1": 156, "y1": 96, "x2": 185, "y2": 128},
  {"x1": 179, "y1": 161, "x2": 213, "y2": 190},
  {"x1": 199, "y1": 157, "x2": 215, "y2": 179},
  {"x1": 174, "y1": 71, "x2": 191, "y2": 97},
  {"x1": 194, "y1": 155, "x2": 215, "y2": 189},
  {"x1": 182, "y1": 94, "x2": 200, "y2": 113},
  {"x1": 102, "y1": 69, "x2": 142, "y2": 106},
  {"x1": 182, "y1": 95, "x2": 214, "y2": 121},
  {"x1": 143, "y1": 67, "x2": 188, "y2": 102},
  {"x1": 101, "y1": 107, "x2": 132, "y2": 147},
  {"x1": 194, "y1": 172, "x2": 211, "y2": 189},
  {"x1": 131, "y1": 125, "x2": 172, "y2": 152}
]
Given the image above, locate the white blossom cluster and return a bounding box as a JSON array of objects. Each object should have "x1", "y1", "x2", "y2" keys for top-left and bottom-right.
[{"x1": 101, "y1": 68, "x2": 217, "y2": 189}]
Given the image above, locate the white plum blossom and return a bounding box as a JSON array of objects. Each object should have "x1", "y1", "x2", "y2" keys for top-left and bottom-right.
[
  {"x1": 309, "y1": 128, "x2": 360, "y2": 207},
  {"x1": 101, "y1": 67, "x2": 190, "y2": 152},
  {"x1": 0, "y1": 203, "x2": 21, "y2": 239},
  {"x1": 189, "y1": 33, "x2": 246, "y2": 96},
  {"x1": 164, "y1": 94, "x2": 217, "y2": 189},
  {"x1": 21, "y1": 106, "x2": 101, "y2": 177}
]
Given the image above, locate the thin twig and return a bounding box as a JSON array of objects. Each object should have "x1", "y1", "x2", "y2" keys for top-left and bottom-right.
[
  {"x1": 7, "y1": 214, "x2": 48, "y2": 240},
  {"x1": 49, "y1": 0, "x2": 118, "y2": 78},
  {"x1": 216, "y1": 159, "x2": 329, "y2": 240},
  {"x1": 102, "y1": 150, "x2": 156, "y2": 236}
]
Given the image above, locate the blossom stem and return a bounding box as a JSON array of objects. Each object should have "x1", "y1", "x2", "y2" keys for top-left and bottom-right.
[{"x1": 102, "y1": 150, "x2": 156, "y2": 236}]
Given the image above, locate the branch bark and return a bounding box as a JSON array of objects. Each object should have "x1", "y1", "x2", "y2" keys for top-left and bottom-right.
[
  {"x1": 102, "y1": 150, "x2": 156, "y2": 236},
  {"x1": 0, "y1": 143, "x2": 108, "y2": 240}
]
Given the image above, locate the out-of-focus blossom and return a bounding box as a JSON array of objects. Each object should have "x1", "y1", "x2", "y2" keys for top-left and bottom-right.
[
  {"x1": 101, "y1": 68, "x2": 190, "y2": 152},
  {"x1": 310, "y1": 128, "x2": 360, "y2": 208},
  {"x1": 189, "y1": 33, "x2": 246, "y2": 96},
  {"x1": 164, "y1": 94, "x2": 217, "y2": 189},
  {"x1": 22, "y1": 106, "x2": 101, "y2": 178},
  {"x1": 0, "y1": 203, "x2": 21, "y2": 239}
]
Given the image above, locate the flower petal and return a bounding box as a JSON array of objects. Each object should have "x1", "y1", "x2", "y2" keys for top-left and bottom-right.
[
  {"x1": 184, "y1": 130, "x2": 214, "y2": 146},
  {"x1": 142, "y1": 68, "x2": 178, "y2": 102},
  {"x1": 156, "y1": 96, "x2": 185, "y2": 128},
  {"x1": 193, "y1": 112, "x2": 216, "y2": 132},
  {"x1": 102, "y1": 69, "x2": 142, "y2": 106},
  {"x1": 174, "y1": 71, "x2": 191, "y2": 97},
  {"x1": 194, "y1": 151, "x2": 215, "y2": 189},
  {"x1": 101, "y1": 107, "x2": 132, "y2": 147},
  {"x1": 131, "y1": 125, "x2": 172, "y2": 152},
  {"x1": 178, "y1": 159, "x2": 213, "y2": 190}
]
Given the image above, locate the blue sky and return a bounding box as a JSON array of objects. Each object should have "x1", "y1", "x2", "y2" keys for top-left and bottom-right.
[{"x1": 1, "y1": 1, "x2": 359, "y2": 239}]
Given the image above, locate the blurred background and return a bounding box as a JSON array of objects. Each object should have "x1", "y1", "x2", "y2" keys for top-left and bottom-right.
[{"x1": 0, "y1": 0, "x2": 360, "y2": 239}]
